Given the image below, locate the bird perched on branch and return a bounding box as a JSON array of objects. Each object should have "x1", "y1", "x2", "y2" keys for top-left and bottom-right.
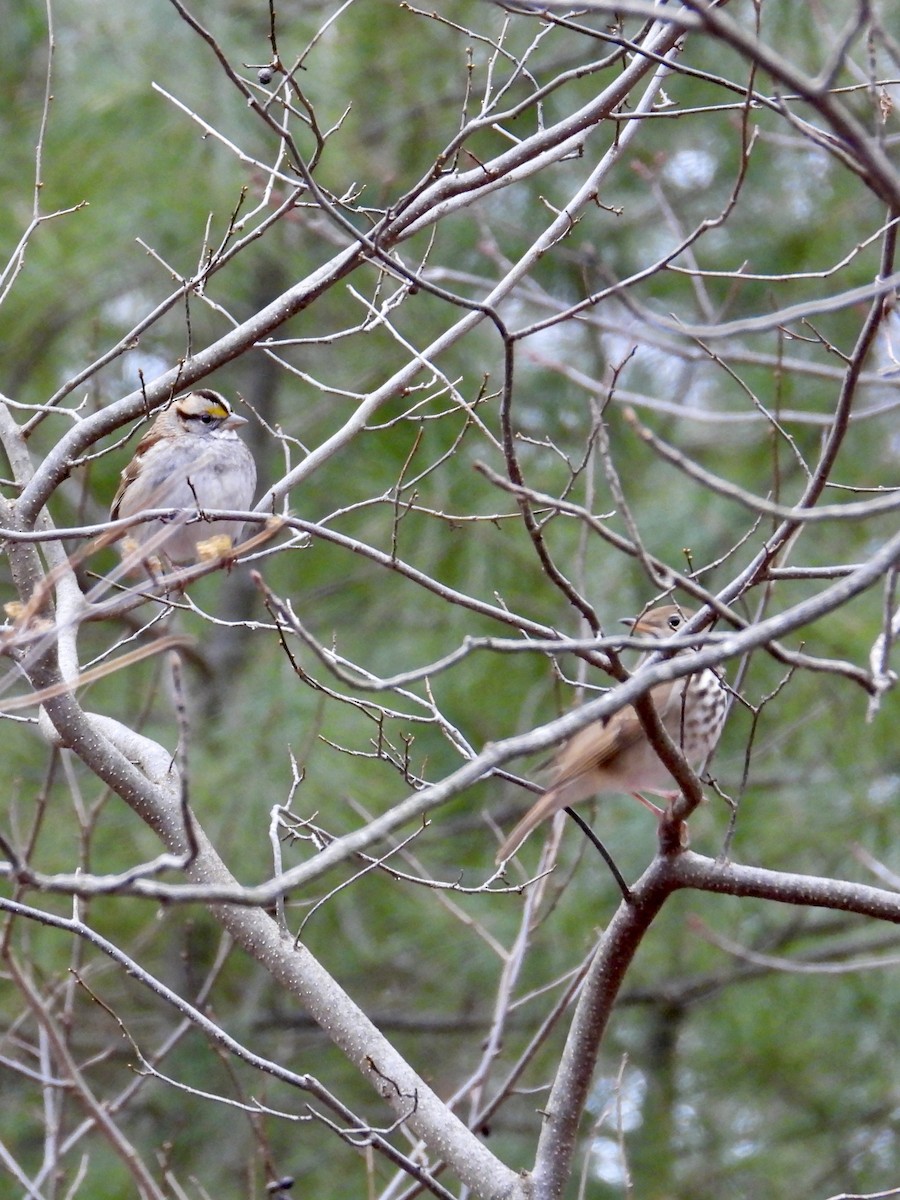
[
  {"x1": 110, "y1": 390, "x2": 256, "y2": 572},
  {"x1": 495, "y1": 605, "x2": 727, "y2": 863}
]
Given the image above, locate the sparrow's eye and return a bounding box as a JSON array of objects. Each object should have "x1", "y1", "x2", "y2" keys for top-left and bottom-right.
[{"x1": 199, "y1": 413, "x2": 215, "y2": 425}]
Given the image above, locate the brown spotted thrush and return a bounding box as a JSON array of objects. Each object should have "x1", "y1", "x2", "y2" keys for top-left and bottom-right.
[{"x1": 496, "y1": 605, "x2": 728, "y2": 862}]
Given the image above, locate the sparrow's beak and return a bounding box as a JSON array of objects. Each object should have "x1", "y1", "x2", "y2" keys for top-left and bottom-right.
[{"x1": 224, "y1": 413, "x2": 248, "y2": 429}]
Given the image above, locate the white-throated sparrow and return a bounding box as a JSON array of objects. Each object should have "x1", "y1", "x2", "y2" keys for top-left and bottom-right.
[{"x1": 110, "y1": 389, "x2": 257, "y2": 570}]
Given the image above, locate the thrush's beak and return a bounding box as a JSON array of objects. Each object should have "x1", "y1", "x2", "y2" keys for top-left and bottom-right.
[{"x1": 621, "y1": 613, "x2": 656, "y2": 636}]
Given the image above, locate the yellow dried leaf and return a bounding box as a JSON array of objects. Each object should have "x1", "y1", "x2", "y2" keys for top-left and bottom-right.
[{"x1": 197, "y1": 534, "x2": 234, "y2": 562}]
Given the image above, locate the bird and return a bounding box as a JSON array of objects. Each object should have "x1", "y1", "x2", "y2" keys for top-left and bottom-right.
[
  {"x1": 110, "y1": 390, "x2": 257, "y2": 571},
  {"x1": 495, "y1": 605, "x2": 727, "y2": 862}
]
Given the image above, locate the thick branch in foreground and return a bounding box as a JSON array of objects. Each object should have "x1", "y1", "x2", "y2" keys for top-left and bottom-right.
[
  {"x1": 530, "y1": 851, "x2": 900, "y2": 1199},
  {"x1": 34, "y1": 696, "x2": 516, "y2": 1200}
]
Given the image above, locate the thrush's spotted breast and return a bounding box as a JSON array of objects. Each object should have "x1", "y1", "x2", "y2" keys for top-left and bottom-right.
[{"x1": 496, "y1": 605, "x2": 728, "y2": 862}]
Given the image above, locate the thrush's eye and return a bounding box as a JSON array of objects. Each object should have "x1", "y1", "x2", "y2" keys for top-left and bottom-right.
[{"x1": 667, "y1": 613, "x2": 682, "y2": 629}]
